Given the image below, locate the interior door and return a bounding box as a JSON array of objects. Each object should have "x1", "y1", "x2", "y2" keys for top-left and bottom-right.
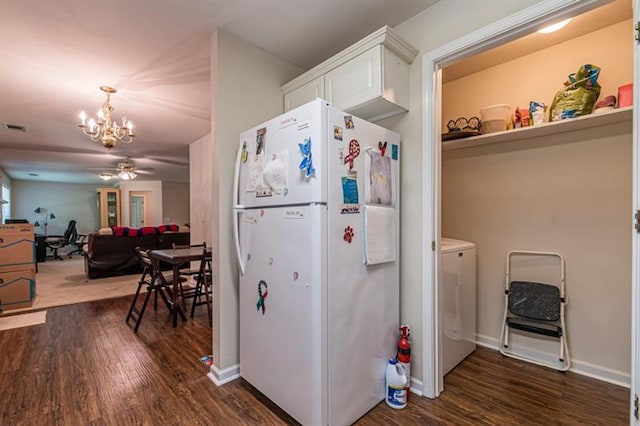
[
  {"x1": 130, "y1": 195, "x2": 144, "y2": 228},
  {"x1": 632, "y1": 1, "x2": 639, "y2": 423}
]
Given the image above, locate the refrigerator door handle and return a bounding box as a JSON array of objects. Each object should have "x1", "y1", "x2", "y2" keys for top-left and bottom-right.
[
  {"x1": 233, "y1": 208, "x2": 245, "y2": 275},
  {"x1": 233, "y1": 141, "x2": 242, "y2": 208}
]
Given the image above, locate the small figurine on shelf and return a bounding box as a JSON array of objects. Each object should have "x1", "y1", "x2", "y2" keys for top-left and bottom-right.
[{"x1": 442, "y1": 116, "x2": 481, "y2": 141}]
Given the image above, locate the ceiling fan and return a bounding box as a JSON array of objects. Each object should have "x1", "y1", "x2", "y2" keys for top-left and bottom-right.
[{"x1": 88, "y1": 157, "x2": 155, "y2": 181}]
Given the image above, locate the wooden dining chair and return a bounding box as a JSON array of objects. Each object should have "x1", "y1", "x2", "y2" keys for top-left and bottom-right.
[
  {"x1": 126, "y1": 247, "x2": 183, "y2": 332},
  {"x1": 172, "y1": 242, "x2": 206, "y2": 310},
  {"x1": 172, "y1": 242, "x2": 206, "y2": 274},
  {"x1": 190, "y1": 246, "x2": 212, "y2": 324}
]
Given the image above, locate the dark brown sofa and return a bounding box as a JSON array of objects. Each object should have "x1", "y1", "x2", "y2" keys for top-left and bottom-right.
[{"x1": 84, "y1": 230, "x2": 190, "y2": 279}]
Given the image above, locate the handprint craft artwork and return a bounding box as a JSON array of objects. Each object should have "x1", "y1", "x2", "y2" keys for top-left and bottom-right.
[{"x1": 368, "y1": 150, "x2": 392, "y2": 205}]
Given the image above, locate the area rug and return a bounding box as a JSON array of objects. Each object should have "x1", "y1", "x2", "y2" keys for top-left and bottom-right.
[
  {"x1": 0, "y1": 310, "x2": 47, "y2": 331},
  {"x1": 5, "y1": 257, "x2": 139, "y2": 314}
]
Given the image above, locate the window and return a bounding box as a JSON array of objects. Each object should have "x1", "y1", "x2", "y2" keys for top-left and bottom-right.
[{"x1": 1, "y1": 184, "x2": 10, "y2": 222}]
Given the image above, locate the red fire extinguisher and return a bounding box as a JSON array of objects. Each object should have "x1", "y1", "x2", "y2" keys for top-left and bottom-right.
[{"x1": 397, "y1": 324, "x2": 411, "y2": 391}]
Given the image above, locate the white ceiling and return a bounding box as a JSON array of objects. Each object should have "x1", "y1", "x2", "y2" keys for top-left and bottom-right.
[
  {"x1": 0, "y1": 0, "x2": 438, "y2": 184},
  {"x1": 443, "y1": 0, "x2": 632, "y2": 83}
]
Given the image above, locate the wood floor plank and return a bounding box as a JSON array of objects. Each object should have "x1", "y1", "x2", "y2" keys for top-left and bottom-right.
[{"x1": 0, "y1": 296, "x2": 629, "y2": 425}]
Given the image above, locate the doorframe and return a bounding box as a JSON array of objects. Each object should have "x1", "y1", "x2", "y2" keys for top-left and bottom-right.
[
  {"x1": 632, "y1": 0, "x2": 639, "y2": 423},
  {"x1": 420, "y1": 0, "x2": 621, "y2": 399}
]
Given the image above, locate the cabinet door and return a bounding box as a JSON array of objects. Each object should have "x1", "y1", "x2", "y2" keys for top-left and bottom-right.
[
  {"x1": 284, "y1": 76, "x2": 324, "y2": 112},
  {"x1": 325, "y1": 46, "x2": 381, "y2": 112},
  {"x1": 97, "y1": 188, "x2": 121, "y2": 228}
]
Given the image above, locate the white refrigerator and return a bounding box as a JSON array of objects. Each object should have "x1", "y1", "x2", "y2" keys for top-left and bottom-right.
[{"x1": 233, "y1": 99, "x2": 400, "y2": 426}]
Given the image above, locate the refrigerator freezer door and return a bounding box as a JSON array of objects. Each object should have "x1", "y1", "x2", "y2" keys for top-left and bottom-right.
[
  {"x1": 326, "y1": 107, "x2": 400, "y2": 425},
  {"x1": 239, "y1": 205, "x2": 327, "y2": 426},
  {"x1": 235, "y1": 99, "x2": 327, "y2": 209}
]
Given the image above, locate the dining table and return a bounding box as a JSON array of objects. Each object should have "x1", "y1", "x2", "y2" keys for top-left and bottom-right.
[{"x1": 150, "y1": 246, "x2": 212, "y2": 327}]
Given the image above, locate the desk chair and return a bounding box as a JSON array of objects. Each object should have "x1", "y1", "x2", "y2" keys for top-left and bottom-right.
[
  {"x1": 67, "y1": 231, "x2": 87, "y2": 257},
  {"x1": 45, "y1": 220, "x2": 76, "y2": 260}
]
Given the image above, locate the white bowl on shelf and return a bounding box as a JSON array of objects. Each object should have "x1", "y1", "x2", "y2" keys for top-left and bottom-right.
[{"x1": 480, "y1": 104, "x2": 510, "y2": 134}]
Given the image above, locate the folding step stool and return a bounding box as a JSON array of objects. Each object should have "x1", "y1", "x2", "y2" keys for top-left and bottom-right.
[{"x1": 499, "y1": 250, "x2": 570, "y2": 371}]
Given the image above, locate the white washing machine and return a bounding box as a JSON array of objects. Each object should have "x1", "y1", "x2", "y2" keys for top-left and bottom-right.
[{"x1": 441, "y1": 238, "x2": 476, "y2": 375}]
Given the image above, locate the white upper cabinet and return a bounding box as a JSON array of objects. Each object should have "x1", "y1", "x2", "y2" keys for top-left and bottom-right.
[
  {"x1": 325, "y1": 45, "x2": 411, "y2": 120},
  {"x1": 284, "y1": 76, "x2": 325, "y2": 112},
  {"x1": 281, "y1": 26, "x2": 417, "y2": 122}
]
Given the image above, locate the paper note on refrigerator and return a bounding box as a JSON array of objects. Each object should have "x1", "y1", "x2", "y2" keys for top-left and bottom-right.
[
  {"x1": 363, "y1": 205, "x2": 396, "y2": 265},
  {"x1": 246, "y1": 153, "x2": 264, "y2": 192},
  {"x1": 365, "y1": 149, "x2": 392, "y2": 205}
]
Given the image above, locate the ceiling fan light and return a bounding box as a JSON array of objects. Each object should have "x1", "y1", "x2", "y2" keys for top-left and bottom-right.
[
  {"x1": 118, "y1": 170, "x2": 137, "y2": 180},
  {"x1": 98, "y1": 173, "x2": 114, "y2": 181}
]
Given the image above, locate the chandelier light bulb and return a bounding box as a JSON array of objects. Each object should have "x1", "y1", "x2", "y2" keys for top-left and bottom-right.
[{"x1": 78, "y1": 86, "x2": 135, "y2": 149}]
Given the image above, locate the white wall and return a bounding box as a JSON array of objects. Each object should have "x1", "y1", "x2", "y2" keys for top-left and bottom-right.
[
  {"x1": 162, "y1": 181, "x2": 190, "y2": 226},
  {"x1": 444, "y1": 124, "x2": 632, "y2": 378},
  {"x1": 380, "y1": 0, "x2": 538, "y2": 389},
  {"x1": 119, "y1": 180, "x2": 163, "y2": 226},
  {"x1": 210, "y1": 30, "x2": 304, "y2": 373},
  {"x1": 190, "y1": 133, "x2": 213, "y2": 247},
  {"x1": 11, "y1": 180, "x2": 100, "y2": 235}
]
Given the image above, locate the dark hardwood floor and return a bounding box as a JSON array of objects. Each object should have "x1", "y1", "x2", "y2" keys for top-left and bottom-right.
[{"x1": 0, "y1": 297, "x2": 629, "y2": 425}]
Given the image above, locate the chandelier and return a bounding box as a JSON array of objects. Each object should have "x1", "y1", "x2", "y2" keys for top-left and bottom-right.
[{"x1": 78, "y1": 86, "x2": 135, "y2": 149}]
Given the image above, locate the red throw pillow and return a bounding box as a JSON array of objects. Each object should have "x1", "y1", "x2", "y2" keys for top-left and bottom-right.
[
  {"x1": 158, "y1": 224, "x2": 179, "y2": 233},
  {"x1": 111, "y1": 226, "x2": 139, "y2": 237},
  {"x1": 139, "y1": 226, "x2": 159, "y2": 236},
  {"x1": 111, "y1": 226, "x2": 127, "y2": 237}
]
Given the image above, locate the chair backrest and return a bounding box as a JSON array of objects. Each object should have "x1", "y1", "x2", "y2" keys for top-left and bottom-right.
[
  {"x1": 135, "y1": 246, "x2": 152, "y2": 283},
  {"x1": 63, "y1": 220, "x2": 77, "y2": 241},
  {"x1": 135, "y1": 246, "x2": 169, "y2": 287},
  {"x1": 199, "y1": 245, "x2": 212, "y2": 275},
  {"x1": 135, "y1": 246, "x2": 152, "y2": 268},
  {"x1": 172, "y1": 242, "x2": 206, "y2": 250}
]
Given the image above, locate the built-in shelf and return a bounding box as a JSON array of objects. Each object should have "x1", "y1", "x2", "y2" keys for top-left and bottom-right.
[{"x1": 442, "y1": 106, "x2": 633, "y2": 152}]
